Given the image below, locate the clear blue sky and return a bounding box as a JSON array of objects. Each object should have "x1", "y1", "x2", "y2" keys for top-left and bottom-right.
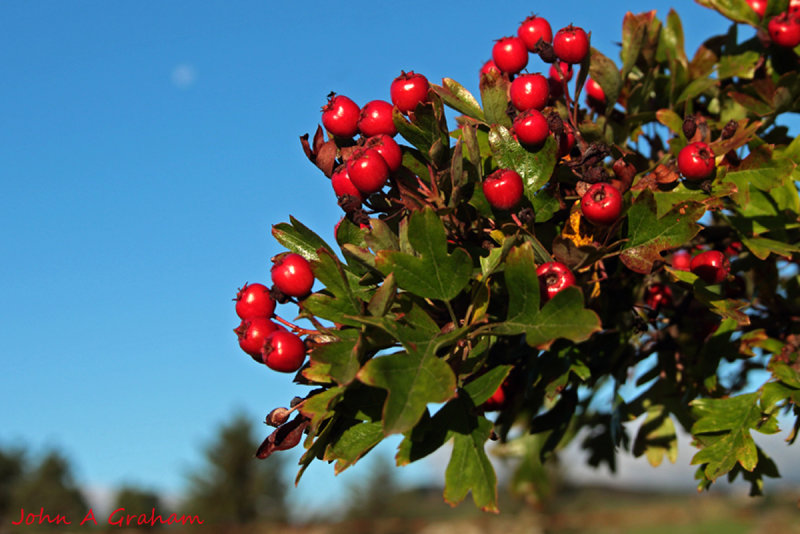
[{"x1": 0, "y1": 0, "x2": 769, "y2": 517}]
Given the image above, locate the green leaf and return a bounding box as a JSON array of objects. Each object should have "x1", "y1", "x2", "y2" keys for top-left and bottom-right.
[
  {"x1": 432, "y1": 78, "x2": 485, "y2": 121},
  {"x1": 272, "y1": 216, "x2": 335, "y2": 261},
  {"x1": 690, "y1": 393, "x2": 780, "y2": 481},
  {"x1": 695, "y1": 0, "x2": 762, "y2": 26},
  {"x1": 588, "y1": 48, "x2": 622, "y2": 115},
  {"x1": 523, "y1": 288, "x2": 603, "y2": 348},
  {"x1": 490, "y1": 243, "x2": 540, "y2": 332},
  {"x1": 718, "y1": 50, "x2": 760, "y2": 79},
  {"x1": 620, "y1": 190, "x2": 704, "y2": 274},
  {"x1": 329, "y1": 421, "x2": 384, "y2": 474},
  {"x1": 488, "y1": 125, "x2": 558, "y2": 203},
  {"x1": 490, "y1": 243, "x2": 601, "y2": 348},
  {"x1": 444, "y1": 415, "x2": 498, "y2": 512},
  {"x1": 632, "y1": 406, "x2": 678, "y2": 467},
  {"x1": 463, "y1": 365, "x2": 513, "y2": 406},
  {"x1": 479, "y1": 70, "x2": 512, "y2": 127},
  {"x1": 620, "y1": 11, "x2": 654, "y2": 81},
  {"x1": 656, "y1": 109, "x2": 683, "y2": 136},
  {"x1": 375, "y1": 208, "x2": 472, "y2": 301},
  {"x1": 357, "y1": 350, "x2": 457, "y2": 435},
  {"x1": 301, "y1": 293, "x2": 363, "y2": 327},
  {"x1": 367, "y1": 272, "x2": 397, "y2": 317},
  {"x1": 305, "y1": 329, "x2": 363, "y2": 386}
]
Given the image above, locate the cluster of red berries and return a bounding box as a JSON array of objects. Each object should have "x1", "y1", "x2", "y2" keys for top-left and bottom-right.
[
  {"x1": 747, "y1": 0, "x2": 800, "y2": 48},
  {"x1": 671, "y1": 248, "x2": 731, "y2": 284},
  {"x1": 233, "y1": 253, "x2": 315, "y2": 373},
  {"x1": 321, "y1": 71, "x2": 430, "y2": 202}
]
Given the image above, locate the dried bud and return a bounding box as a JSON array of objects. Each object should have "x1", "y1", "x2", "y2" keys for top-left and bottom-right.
[
  {"x1": 535, "y1": 41, "x2": 557, "y2": 63},
  {"x1": 721, "y1": 120, "x2": 737, "y2": 140},
  {"x1": 266, "y1": 407, "x2": 291, "y2": 427},
  {"x1": 290, "y1": 396, "x2": 304, "y2": 408},
  {"x1": 546, "y1": 113, "x2": 564, "y2": 138},
  {"x1": 269, "y1": 285, "x2": 291, "y2": 305},
  {"x1": 682, "y1": 116, "x2": 697, "y2": 140},
  {"x1": 653, "y1": 163, "x2": 679, "y2": 185},
  {"x1": 517, "y1": 207, "x2": 535, "y2": 226},
  {"x1": 612, "y1": 158, "x2": 636, "y2": 191},
  {"x1": 583, "y1": 166, "x2": 608, "y2": 183}
]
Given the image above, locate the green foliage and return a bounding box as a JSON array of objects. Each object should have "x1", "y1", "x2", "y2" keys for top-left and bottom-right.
[{"x1": 251, "y1": 2, "x2": 800, "y2": 512}]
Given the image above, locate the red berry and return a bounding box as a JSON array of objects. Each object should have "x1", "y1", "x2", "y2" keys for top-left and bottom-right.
[
  {"x1": 645, "y1": 283, "x2": 673, "y2": 312},
  {"x1": 792, "y1": 0, "x2": 800, "y2": 11},
  {"x1": 346, "y1": 147, "x2": 390, "y2": 194},
  {"x1": 365, "y1": 134, "x2": 402, "y2": 172},
  {"x1": 483, "y1": 168, "x2": 524, "y2": 210},
  {"x1": 677, "y1": 141, "x2": 716, "y2": 181},
  {"x1": 746, "y1": 0, "x2": 767, "y2": 17},
  {"x1": 536, "y1": 261, "x2": 576, "y2": 301},
  {"x1": 768, "y1": 11, "x2": 800, "y2": 48},
  {"x1": 271, "y1": 253, "x2": 314, "y2": 297},
  {"x1": 235, "y1": 282, "x2": 276, "y2": 320},
  {"x1": 517, "y1": 14, "x2": 553, "y2": 51},
  {"x1": 357, "y1": 99, "x2": 397, "y2": 137},
  {"x1": 585, "y1": 78, "x2": 606, "y2": 103},
  {"x1": 262, "y1": 330, "x2": 306, "y2": 373},
  {"x1": 390, "y1": 71, "x2": 429, "y2": 114},
  {"x1": 690, "y1": 250, "x2": 730, "y2": 284},
  {"x1": 556, "y1": 124, "x2": 575, "y2": 158},
  {"x1": 509, "y1": 73, "x2": 549, "y2": 111},
  {"x1": 553, "y1": 25, "x2": 590, "y2": 64},
  {"x1": 671, "y1": 250, "x2": 691, "y2": 271},
  {"x1": 235, "y1": 317, "x2": 280, "y2": 360},
  {"x1": 513, "y1": 109, "x2": 550, "y2": 147},
  {"x1": 581, "y1": 182, "x2": 623, "y2": 226},
  {"x1": 549, "y1": 62, "x2": 573, "y2": 82},
  {"x1": 482, "y1": 382, "x2": 507, "y2": 411},
  {"x1": 321, "y1": 94, "x2": 360, "y2": 138},
  {"x1": 331, "y1": 167, "x2": 363, "y2": 204},
  {"x1": 492, "y1": 36, "x2": 529, "y2": 74},
  {"x1": 480, "y1": 59, "x2": 501, "y2": 77}
]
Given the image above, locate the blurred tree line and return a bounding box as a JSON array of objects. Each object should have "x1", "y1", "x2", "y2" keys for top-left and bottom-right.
[{"x1": 2, "y1": 411, "x2": 508, "y2": 532}]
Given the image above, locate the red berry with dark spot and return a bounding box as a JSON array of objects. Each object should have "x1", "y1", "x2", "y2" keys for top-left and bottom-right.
[
  {"x1": 677, "y1": 141, "x2": 715, "y2": 181},
  {"x1": 271, "y1": 253, "x2": 315, "y2": 297},
  {"x1": 346, "y1": 147, "x2": 390, "y2": 194},
  {"x1": 262, "y1": 330, "x2": 306, "y2": 373},
  {"x1": 331, "y1": 167, "x2": 363, "y2": 204},
  {"x1": 509, "y1": 73, "x2": 549, "y2": 111},
  {"x1": 767, "y1": 11, "x2": 800, "y2": 48},
  {"x1": 321, "y1": 94, "x2": 360, "y2": 138},
  {"x1": 357, "y1": 99, "x2": 397, "y2": 137},
  {"x1": 691, "y1": 250, "x2": 730, "y2": 284},
  {"x1": 537, "y1": 261, "x2": 576, "y2": 301},
  {"x1": 235, "y1": 317, "x2": 280, "y2": 360},
  {"x1": 553, "y1": 25, "x2": 590, "y2": 64},
  {"x1": 235, "y1": 282, "x2": 276, "y2": 320},
  {"x1": 492, "y1": 36, "x2": 529, "y2": 74},
  {"x1": 581, "y1": 182, "x2": 623, "y2": 226},
  {"x1": 365, "y1": 134, "x2": 402, "y2": 172},
  {"x1": 513, "y1": 109, "x2": 550, "y2": 147},
  {"x1": 483, "y1": 168, "x2": 524, "y2": 210},
  {"x1": 518, "y1": 14, "x2": 553, "y2": 51},
  {"x1": 390, "y1": 71, "x2": 429, "y2": 114},
  {"x1": 645, "y1": 283, "x2": 673, "y2": 312}
]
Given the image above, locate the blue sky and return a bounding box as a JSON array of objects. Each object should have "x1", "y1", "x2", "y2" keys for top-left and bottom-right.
[{"x1": 0, "y1": 0, "x2": 787, "y2": 517}]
